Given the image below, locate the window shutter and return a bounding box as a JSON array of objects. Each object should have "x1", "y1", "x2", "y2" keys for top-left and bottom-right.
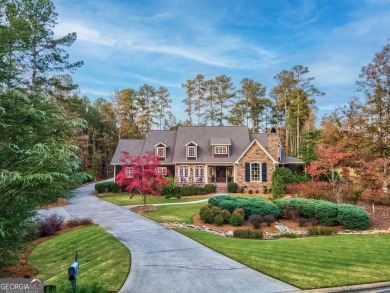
[
  {"x1": 245, "y1": 163, "x2": 250, "y2": 182},
  {"x1": 262, "y1": 163, "x2": 267, "y2": 182}
]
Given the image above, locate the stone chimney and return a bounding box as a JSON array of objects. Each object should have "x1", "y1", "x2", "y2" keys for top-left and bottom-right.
[{"x1": 267, "y1": 127, "x2": 280, "y2": 161}]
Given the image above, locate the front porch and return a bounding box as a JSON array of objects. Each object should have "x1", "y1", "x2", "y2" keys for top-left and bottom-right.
[{"x1": 174, "y1": 164, "x2": 235, "y2": 186}]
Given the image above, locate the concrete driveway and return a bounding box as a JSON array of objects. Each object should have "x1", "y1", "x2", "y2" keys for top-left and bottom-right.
[{"x1": 39, "y1": 183, "x2": 298, "y2": 293}]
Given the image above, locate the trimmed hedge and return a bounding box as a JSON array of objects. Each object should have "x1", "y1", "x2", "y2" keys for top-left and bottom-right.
[
  {"x1": 337, "y1": 204, "x2": 370, "y2": 229},
  {"x1": 208, "y1": 196, "x2": 279, "y2": 219},
  {"x1": 228, "y1": 182, "x2": 238, "y2": 193},
  {"x1": 95, "y1": 181, "x2": 120, "y2": 193},
  {"x1": 179, "y1": 184, "x2": 215, "y2": 196},
  {"x1": 274, "y1": 198, "x2": 371, "y2": 229}
]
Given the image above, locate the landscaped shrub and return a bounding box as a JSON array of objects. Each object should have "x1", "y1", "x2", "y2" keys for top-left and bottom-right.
[
  {"x1": 228, "y1": 182, "x2": 238, "y2": 193},
  {"x1": 204, "y1": 184, "x2": 215, "y2": 194},
  {"x1": 179, "y1": 184, "x2": 215, "y2": 196},
  {"x1": 263, "y1": 214, "x2": 275, "y2": 226},
  {"x1": 214, "y1": 214, "x2": 225, "y2": 226},
  {"x1": 161, "y1": 176, "x2": 180, "y2": 198},
  {"x1": 67, "y1": 218, "x2": 94, "y2": 228},
  {"x1": 232, "y1": 208, "x2": 245, "y2": 218},
  {"x1": 339, "y1": 186, "x2": 362, "y2": 204},
  {"x1": 95, "y1": 182, "x2": 120, "y2": 193},
  {"x1": 220, "y1": 210, "x2": 231, "y2": 223},
  {"x1": 272, "y1": 174, "x2": 285, "y2": 199},
  {"x1": 239, "y1": 186, "x2": 245, "y2": 193},
  {"x1": 272, "y1": 232, "x2": 298, "y2": 239},
  {"x1": 37, "y1": 214, "x2": 64, "y2": 237},
  {"x1": 82, "y1": 173, "x2": 95, "y2": 184},
  {"x1": 201, "y1": 210, "x2": 213, "y2": 223},
  {"x1": 308, "y1": 227, "x2": 337, "y2": 236},
  {"x1": 209, "y1": 196, "x2": 280, "y2": 219},
  {"x1": 248, "y1": 189, "x2": 253, "y2": 194},
  {"x1": 308, "y1": 227, "x2": 319, "y2": 236},
  {"x1": 229, "y1": 213, "x2": 244, "y2": 226},
  {"x1": 249, "y1": 214, "x2": 263, "y2": 229},
  {"x1": 337, "y1": 204, "x2": 370, "y2": 229},
  {"x1": 298, "y1": 217, "x2": 308, "y2": 227},
  {"x1": 233, "y1": 229, "x2": 263, "y2": 239},
  {"x1": 315, "y1": 202, "x2": 338, "y2": 226},
  {"x1": 210, "y1": 206, "x2": 222, "y2": 218},
  {"x1": 286, "y1": 181, "x2": 334, "y2": 201},
  {"x1": 95, "y1": 182, "x2": 107, "y2": 193}
]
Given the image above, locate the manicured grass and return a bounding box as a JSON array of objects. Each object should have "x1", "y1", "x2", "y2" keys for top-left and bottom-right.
[
  {"x1": 28, "y1": 226, "x2": 130, "y2": 292},
  {"x1": 99, "y1": 193, "x2": 211, "y2": 206},
  {"x1": 177, "y1": 229, "x2": 390, "y2": 289},
  {"x1": 143, "y1": 202, "x2": 205, "y2": 224}
]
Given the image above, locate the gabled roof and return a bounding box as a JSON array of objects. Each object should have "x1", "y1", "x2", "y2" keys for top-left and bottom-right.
[
  {"x1": 185, "y1": 140, "x2": 198, "y2": 146},
  {"x1": 154, "y1": 141, "x2": 167, "y2": 147},
  {"x1": 172, "y1": 126, "x2": 250, "y2": 163},
  {"x1": 235, "y1": 139, "x2": 278, "y2": 164},
  {"x1": 210, "y1": 137, "x2": 232, "y2": 145},
  {"x1": 110, "y1": 126, "x2": 303, "y2": 165},
  {"x1": 111, "y1": 139, "x2": 145, "y2": 164}
]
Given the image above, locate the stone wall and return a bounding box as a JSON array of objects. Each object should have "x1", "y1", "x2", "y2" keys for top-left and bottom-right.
[
  {"x1": 236, "y1": 142, "x2": 275, "y2": 190},
  {"x1": 267, "y1": 132, "x2": 279, "y2": 161}
]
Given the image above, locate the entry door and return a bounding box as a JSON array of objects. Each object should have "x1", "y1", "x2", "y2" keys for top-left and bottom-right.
[{"x1": 216, "y1": 166, "x2": 226, "y2": 183}]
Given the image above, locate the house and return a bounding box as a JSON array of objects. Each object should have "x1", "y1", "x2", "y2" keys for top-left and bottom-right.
[{"x1": 110, "y1": 126, "x2": 303, "y2": 191}]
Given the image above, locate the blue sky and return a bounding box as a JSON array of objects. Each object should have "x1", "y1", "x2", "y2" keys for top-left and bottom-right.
[{"x1": 55, "y1": 0, "x2": 390, "y2": 122}]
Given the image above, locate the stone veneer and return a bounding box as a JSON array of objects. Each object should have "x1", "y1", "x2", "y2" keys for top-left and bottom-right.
[
  {"x1": 236, "y1": 142, "x2": 275, "y2": 189},
  {"x1": 267, "y1": 132, "x2": 279, "y2": 161}
]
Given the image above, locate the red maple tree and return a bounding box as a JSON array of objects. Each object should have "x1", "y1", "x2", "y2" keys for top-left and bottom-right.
[{"x1": 115, "y1": 151, "x2": 169, "y2": 206}]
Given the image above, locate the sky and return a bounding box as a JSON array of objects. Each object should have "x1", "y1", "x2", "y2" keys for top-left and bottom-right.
[{"x1": 54, "y1": 0, "x2": 390, "y2": 123}]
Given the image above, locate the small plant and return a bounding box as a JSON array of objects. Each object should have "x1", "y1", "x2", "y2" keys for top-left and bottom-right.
[
  {"x1": 263, "y1": 214, "x2": 275, "y2": 227},
  {"x1": 210, "y1": 206, "x2": 223, "y2": 218},
  {"x1": 37, "y1": 214, "x2": 64, "y2": 237},
  {"x1": 248, "y1": 189, "x2": 253, "y2": 194},
  {"x1": 220, "y1": 209, "x2": 231, "y2": 223},
  {"x1": 214, "y1": 214, "x2": 225, "y2": 226},
  {"x1": 308, "y1": 227, "x2": 319, "y2": 236},
  {"x1": 229, "y1": 213, "x2": 244, "y2": 226},
  {"x1": 249, "y1": 214, "x2": 263, "y2": 229},
  {"x1": 272, "y1": 232, "x2": 297, "y2": 239},
  {"x1": 319, "y1": 227, "x2": 337, "y2": 235},
  {"x1": 298, "y1": 217, "x2": 308, "y2": 227},
  {"x1": 228, "y1": 182, "x2": 238, "y2": 193},
  {"x1": 67, "y1": 218, "x2": 94, "y2": 228},
  {"x1": 233, "y1": 229, "x2": 263, "y2": 239},
  {"x1": 233, "y1": 208, "x2": 245, "y2": 218},
  {"x1": 255, "y1": 189, "x2": 259, "y2": 194},
  {"x1": 263, "y1": 186, "x2": 268, "y2": 194},
  {"x1": 239, "y1": 186, "x2": 245, "y2": 193}
]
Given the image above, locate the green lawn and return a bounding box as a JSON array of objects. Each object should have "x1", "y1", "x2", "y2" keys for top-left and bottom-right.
[
  {"x1": 99, "y1": 193, "x2": 211, "y2": 206},
  {"x1": 177, "y1": 229, "x2": 390, "y2": 289},
  {"x1": 143, "y1": 202, "x2": 205, "y2": 224},
  {"x1": 28, "y1": 226, "x2": 130, "y2": 292}
]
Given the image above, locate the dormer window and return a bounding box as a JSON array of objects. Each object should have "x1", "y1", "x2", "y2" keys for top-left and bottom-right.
[
  {"x1": 214, "y1": 146, "x2": 228, "y2": 154},
  {"x1": 154, "y1": 142, "x2": 167, "y2": 160},
  {"x1": 185, "y1": 141, "x2": 198, "y2": 160}
]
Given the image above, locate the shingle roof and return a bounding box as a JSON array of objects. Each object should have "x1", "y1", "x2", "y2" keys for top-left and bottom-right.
[
  {"x1": 210, "y1": 137, "x2": 232, "y2": 145},
  {"x1": 110, "y1": 126, "x2": 303, "y2": 165},
  {"x1": 172, "y1": 126, "x2": 251, "y2": 163},
  {"x1": 111, "y1": 139, "x2": 145, "y2": 164}
]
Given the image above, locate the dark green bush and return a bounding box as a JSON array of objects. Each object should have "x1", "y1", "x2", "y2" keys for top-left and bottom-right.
[
  {"x1": 248, "y1": 190, "x2": 253, "y2": 194},
  {"x1": 208, "y1": 195, "x2": 231, "y2": 206},
  {"x1": 108, "y1": 182, "x2": 120, "y2": 192},
  {"x1": 249, "y1": 214, "x2": 263, "y2": 229},
  {"x1": 239, "y1": 186, "x2": 245, "y2": 193},
  {"x1": 210, "y1": 206, "x2": 222, "y2": 218},
  {"x1": 82, "y1": 173, "x2": 95, "y2": 183},
  {"x1": 199, "y1": 204, "x2": 211, "y2": 218},
  {"x1": 95, "y1": 182, "x2": 107, "y2": 193},
  {"x1": 228, "y1": 182, "x2": 238, "y2": 193},
  {"x1": 161, "y1": 176, "x2": 179, "y2": 198},
  {"x1": 315, "y1": 202, "x2": 338, "y2": 226},
  {"x1": 229, "y1": 213, "x2": 244, "y2": 226},
  {"x1": 272, "y1": 174, "x2": 285, "y2": 199},
  {"x1": 337, "y1": 204, "x2": 370, "y2": 229},
  {"x1": 201, "y1": 210, "x2": 213, "y2": 224},
  {"x1": 180, "y1": 184, "x2": 215, "y2": 196},
  {"x1": 272, "y1": 232, "x2": 297, "y2": 239},
  {"x1": 214, "y1": 214, "x2": 225, "y2": 226},
  {"x1": 220, "y1": 209, "x2": 231, "y2": 223},
  {"x1": 204, "y1": 184, "x2": 215, "y2": 194},
  {"x1": 233, "y1": 229, "x2": 263, "y2": 239}
]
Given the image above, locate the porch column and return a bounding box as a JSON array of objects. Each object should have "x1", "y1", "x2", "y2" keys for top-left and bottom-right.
[
  {"x1": 205, "y1": 164, "x2": 208, "y2": 184},
  {"x1": 233, "y1": 163, "x2": 237, "y2": 183},
  {"x1": 113, "y1": 165, "x2": 116, "y2": 182}
]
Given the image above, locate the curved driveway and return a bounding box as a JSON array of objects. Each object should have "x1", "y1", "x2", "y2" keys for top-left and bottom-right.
[{"x1": 39, "y1": 183, "x2": 298, "y2": 293}]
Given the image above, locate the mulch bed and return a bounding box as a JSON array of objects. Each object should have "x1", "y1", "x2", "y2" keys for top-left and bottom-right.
[
  {"x1": 358, "y1": 201, "x2": 390, "y2": 229},
  {"x1": 130, "y1": 205, "x2": 157, "y2": 213}
]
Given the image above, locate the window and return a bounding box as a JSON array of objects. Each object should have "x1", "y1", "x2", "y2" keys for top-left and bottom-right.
[
  {"x1": 194, "y1": 166, "x2": 204, "y2": 178},
  {"x1": 156, "y1": 147, "x2": 165, "y2": 158},
  {"x1": 250, "y1": 163, "x2": 261, "y2": 182},
  {"x1": 179, "y1": 165, "x2": 189, "y2": 178},
  {"x1": 214, "y1": 146, "x2": 228, "y2": 154},
  {"x1": 125, "y1": 167, "x2": 134, "y2": 178},
  {"x1": 227, "y1": 166, "x2": 233, "y2": 177},
  {"x1": 187, "y1": 146, "x2": 196, "y2": 158},
  {"x1": 208, "y1": 167, "x2": 214, "y2": 177},
  {"x1": 156, "y1": 167, "x2": 167, "y2": 175}
]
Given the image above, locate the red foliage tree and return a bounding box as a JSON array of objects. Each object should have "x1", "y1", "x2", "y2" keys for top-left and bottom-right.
[
  {"x1": 304, "y1": 145, "x2": 351, "y2": 183},
  {"x1": 115, "y1": 151, "x2": 169, "y2": 206}
]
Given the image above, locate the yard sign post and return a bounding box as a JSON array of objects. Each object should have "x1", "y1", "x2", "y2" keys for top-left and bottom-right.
[{"x1": 68, "y1": 250, "x2": 79, "y2": 293}]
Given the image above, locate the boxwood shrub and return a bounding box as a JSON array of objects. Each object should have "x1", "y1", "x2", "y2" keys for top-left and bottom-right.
[
  {"x1": 95, "y1": 182, "x2": 120, "y2": 193},
  {"x1": 228, "y1": 182, "x2": 238, "y2": 193},
  {"x1": 208, "y1": 196, "x2": 279, "y2": 219},
  {"x1": 337, "y1": 204, "x2": 370, "y2": 229}
]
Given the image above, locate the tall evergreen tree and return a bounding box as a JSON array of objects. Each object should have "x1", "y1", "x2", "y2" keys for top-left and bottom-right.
[
  {"x1": 181, "y1": 79, "x2": 195, "y2": 126},
  {"x1": 214, "y1": 75, "x2": 235, "y2": 126}
]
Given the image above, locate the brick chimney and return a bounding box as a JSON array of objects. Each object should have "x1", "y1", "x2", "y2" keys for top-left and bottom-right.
[{"x1": 267, "y1": 127, "x2": 280, "y2": 161}]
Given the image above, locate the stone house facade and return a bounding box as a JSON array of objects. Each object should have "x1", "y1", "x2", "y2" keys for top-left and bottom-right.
[{"x1": 111, "y1": 126, "x2": 303, "y2": 191}]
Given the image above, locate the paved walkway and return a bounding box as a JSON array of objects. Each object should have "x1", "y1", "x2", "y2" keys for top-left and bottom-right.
[{"x1": 39, "y1": 183, "x2": 298, "y2": 293}]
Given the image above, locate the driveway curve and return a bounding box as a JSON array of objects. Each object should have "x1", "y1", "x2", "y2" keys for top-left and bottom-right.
[{"x1": 39, "y1": 183, "x2": 298, "y2": 293}]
